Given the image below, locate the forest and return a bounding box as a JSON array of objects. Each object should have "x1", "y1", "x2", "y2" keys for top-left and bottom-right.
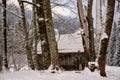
[{"x1": 0, "y1": 0, "x2": 120, "y2": 80}]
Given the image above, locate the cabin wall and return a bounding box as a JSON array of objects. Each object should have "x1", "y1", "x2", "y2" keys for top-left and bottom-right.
[{"x1": 38, "y1": 52, "x2": 86, "y2": 70}]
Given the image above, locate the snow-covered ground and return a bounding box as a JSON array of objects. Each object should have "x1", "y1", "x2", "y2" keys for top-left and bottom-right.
[{"x1": 0, "y1": 66, "x2": 120, "y2": 80}]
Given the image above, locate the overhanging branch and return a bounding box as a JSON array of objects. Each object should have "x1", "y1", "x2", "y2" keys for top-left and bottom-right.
[{"x1": 20, "y1": 0, "x2": 40, "y2": 7}]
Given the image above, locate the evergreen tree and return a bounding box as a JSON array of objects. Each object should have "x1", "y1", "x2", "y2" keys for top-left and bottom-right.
[
  {"x1": 107, "y1": 22, "x2": 117, "y2": 66},
  {"x1": 113, "y1": 19, "x2": 120, "y2": 66}
]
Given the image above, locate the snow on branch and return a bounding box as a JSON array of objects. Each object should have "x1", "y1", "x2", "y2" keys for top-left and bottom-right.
[
  {"x1": 0, "y1": 3, "x2": 22, "y2": 18},
  {"x1": 38, "y1": 18, "x2": 48, "y2": 21}
]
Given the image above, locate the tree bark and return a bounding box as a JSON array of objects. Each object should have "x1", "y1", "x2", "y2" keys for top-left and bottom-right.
[
  {"x1": 36, "y1": 0, "x2": 51, "y2": 69},
  {"x1": 98, "y1": 0, "x2": 115, "y2": 77},
  {"x1": 0, "y1": 54, "x2": 2, "y2": 71},
  {"x1": 2, "y1": 0, "x2": 8, "y2": 69},
  {"x1": 32, "y1": 0, "x2": 41, "y2": 70},
  {"x1": 77, "y1": 0, "x2": 90, "y2": 62},
  {"x1": 95, "y1": 0, "x2": 102, "y2": 56},
  {"x1": 43, "y1": 0, "x2": 59, "y2": 68},
  {"x1": 18, "y1": 0, "x2": 35, "y2": 70},
  {"x1": 87, "y1": 0, "x2": 96, "y2": 61},
  {"x1": 98, "y1": 38, "x2": 108, "y2": 77},
  {"x1": 105, "y1": 0, "x2": 115, "y2": 38}
]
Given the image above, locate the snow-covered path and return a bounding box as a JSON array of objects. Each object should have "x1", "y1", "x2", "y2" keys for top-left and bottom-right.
[{"x1": 0, "y1": 66, "x2": 120, "y2": 80}]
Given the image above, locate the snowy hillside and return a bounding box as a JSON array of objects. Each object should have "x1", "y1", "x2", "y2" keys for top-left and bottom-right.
[{"x1": 0, "y1": 66, "x2": 120, "y2": 80}]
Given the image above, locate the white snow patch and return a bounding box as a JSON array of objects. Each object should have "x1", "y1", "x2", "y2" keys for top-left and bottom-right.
[
  {"x1": 20, "y1": 65, "x2": 31, "y2": 71},
  {"x1": 47, "y1": 65, "x2": 63, "y2": 73},
  {"x1": 36, "y1": 4, "x2": 41, "y2": 7},
  {"x1": 80, "y1": 29, "x2": 84, "y2": 34},
  {"x1": 88, "y1": 62, "x2": 98, "y2": 67},
  {"x1": 0, "y1": 66, "x2": 120, "y2": 80},
  {"x1": 38, "y1": 18, "x2": 44, "y2": 21},
  {"x1": 41, "y1": 40, "x2": 46, "y2": 45},
  {"x1": 101, "y1": 32, "x2": 108, "y2": 40}
]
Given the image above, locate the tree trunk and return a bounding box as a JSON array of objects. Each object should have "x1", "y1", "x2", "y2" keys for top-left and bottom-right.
[
  {"x1": 36, "y1": 0, "x2": 51, "y2": 69},
  {"x1": 95, "y1": 0, "x2": 102, "y2": 56},
  {"x1": 87, "y1": 0, "x2": 96, "y2": 61},
  {"x1": 98, "y1": 38, "x2": 108, "y2": 77},
  {"x1": 98, "y1": 0, "x2": 115, "y2": 77},
  {"x1": 18, "y1": 0, "x2": 35, "y2": 70},
  {"x1": 105, "y1": 0, "x2": 115, "y2": 38},
  {"x1": 43, "y1": 0, "x2": 59, "y2": 68},
  {"x1": 77, "y1": 0, "x2": 90, "y2": 62},
  {"x1": 32, "y1": 0, "x2": 41, "y2": 70},
  {"x1": 0, "y1": 54, "x2": 2, "y2": 71},
  {"x1": 2, "y1": 0, "x2": 8, "y2": 69}
]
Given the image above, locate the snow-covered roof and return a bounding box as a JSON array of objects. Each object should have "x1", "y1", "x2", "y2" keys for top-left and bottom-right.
[
  {"x1": 37, "y1": 31, "x2": 84, "y2": 53},
  {"x1": 57, "y1": 33, "x2": 84, "y2": 53}
]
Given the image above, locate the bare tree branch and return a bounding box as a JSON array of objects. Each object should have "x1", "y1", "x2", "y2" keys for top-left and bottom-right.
[
  {"x1": 0, "y1": 27, "x2": 16, "y2": 30},
  {"x1": 0, "y1": 27, "x2": 25, "y2": 38},
  {"x1": 0, "y1": 3, "x2": 22, "y2": 18},
  {"x1": 20, "y1": 0, "x2": 40, "y2": 7}
]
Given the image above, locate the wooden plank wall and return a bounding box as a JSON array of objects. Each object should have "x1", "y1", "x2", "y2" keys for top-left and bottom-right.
[
  {"x1": 59, "y1": 52, "x2": 86, "y2": 70},
  {"x1": 38, "y1": 52, "x2": 87, "y2": 70}
]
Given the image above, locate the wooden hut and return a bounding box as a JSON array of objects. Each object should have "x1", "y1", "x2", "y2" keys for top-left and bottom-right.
[{"x1": 37, "y1": 32, "x2": 86, "y2": 70}]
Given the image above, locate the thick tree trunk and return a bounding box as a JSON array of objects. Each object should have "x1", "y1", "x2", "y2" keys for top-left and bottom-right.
[
  {"x1": 105, "y1": 0, "x2": 115, "y2": 38},
  {"x1": 95, "y1": 0, "x2": 102, "y2": 56},
  {"x1": 36, "y1": 0, "x2": 51, "y2": 69},
  {"x1": 32, "y1": 0, "x2": 41, "y2": 70},
  {"x1": 98, "y1": 38, "x2": 108, "y2": 77},
  {"x1": 18, "y1": 0, "x2": 35, "y2": 70},
  {"x1": 98, "y1": 0, "x2": 115, "y2": 77},
  {"x1": 2, "y1": 0, "x2": 8, "y2": 69},
  {"x1": 77, "y1": 0, "x2": 90, "y2": 62},
  {"x1": 43, "y1": 0, "x2": 59, "y2": 68},
  {"x1": 87, "y1": 0, "x2": 96, "y2": 61}
]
